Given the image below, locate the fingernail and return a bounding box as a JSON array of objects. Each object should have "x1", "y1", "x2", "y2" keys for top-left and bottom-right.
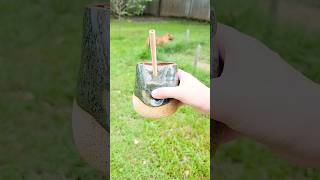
[{"x1": 151, "y1": 89, "x2": 159, "y2": 98}]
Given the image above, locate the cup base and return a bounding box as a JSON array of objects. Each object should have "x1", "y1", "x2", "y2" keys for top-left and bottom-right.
[
  {"x1": 132, "y1": 94, "x2": 179, "y2": 118},
  {"x1": 72, "y1": 100, "x2": 108, "y2": 175}
]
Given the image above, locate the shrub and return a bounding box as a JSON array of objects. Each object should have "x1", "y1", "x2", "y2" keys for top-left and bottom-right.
[{"x1": 110, "y1": 0, "x2": 152, "y2": 19}]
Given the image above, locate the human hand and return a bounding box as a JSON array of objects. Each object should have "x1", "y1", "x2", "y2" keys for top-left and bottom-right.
[
  {"x1": 213, "y1": 23, "x2": 320, "y2": 166},
  {"x1": 151, "y1": 69, "x2": 210, "y2": 114}
]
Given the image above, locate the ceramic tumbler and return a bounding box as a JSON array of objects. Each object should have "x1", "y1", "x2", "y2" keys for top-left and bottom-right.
[
  {"x1": 211, "y1": 8, "x2": 223, "y2": 156},
  {"x1": 132, "y1": 62, "x2": 180, "y2": 118},
  {"x1": 72, "y1": 3, "x2": 109, "y2": 176}
]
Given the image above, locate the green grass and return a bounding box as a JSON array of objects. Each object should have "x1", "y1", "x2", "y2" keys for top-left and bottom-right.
[
  {"x1": 110, "y1": 19, "x2": 210, "y2": 179},
  {"x1": 213, "y1": 0, "x2": 320, "y2": 179}
]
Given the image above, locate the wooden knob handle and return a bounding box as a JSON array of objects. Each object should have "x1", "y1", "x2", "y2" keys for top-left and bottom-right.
[{"x1": 149, "y1": 29, "x2": 158, "y2": 76}]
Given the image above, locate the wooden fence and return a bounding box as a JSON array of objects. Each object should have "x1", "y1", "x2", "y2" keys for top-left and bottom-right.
[{"x1": 144, "y1": 0, "x2": 210, "y2": 21}]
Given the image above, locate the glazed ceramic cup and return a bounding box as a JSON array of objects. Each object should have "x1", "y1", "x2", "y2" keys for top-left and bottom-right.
[
  {"x1": 72, "y1": 3, "x2": 109, "y2": 176},
  {"x1": 211, "y1": 9, "x2": 222, "y2": 157},
  {"x1": 132, "y1": 62, "x2": 180, "y2": 118}
]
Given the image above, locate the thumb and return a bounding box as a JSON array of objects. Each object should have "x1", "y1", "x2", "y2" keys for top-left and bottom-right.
[{"x1": 151, "y1": 87, "x2": 180, "y2": 100}]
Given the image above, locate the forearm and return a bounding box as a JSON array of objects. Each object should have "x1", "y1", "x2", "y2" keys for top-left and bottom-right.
[
  {"x1": 257, "y1": 80, "x2": 320, "y2": 166},
  {"x1": 287, "y1": 81, "x2": 320, "y2": 166},
  {"x1": 198, "y1": 86, "x2": 210, "y2": 114},
  {"x1": 216, "y1": 72, "x2": 320, "y2": 166},
  {"x1": 213, "y1": 38, "x2": 320, "y2": 166}
]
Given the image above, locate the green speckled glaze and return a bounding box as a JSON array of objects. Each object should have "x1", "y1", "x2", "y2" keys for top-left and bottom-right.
[
  {"x1": 211, "y1": 9, "x2": 222, "y2": 156},
  {"x1": 134, "y1": 62, "x2": 179, "y2": 107},
  {"x1": 211, "y1": 9, "x2": 221, "y2": 79}
]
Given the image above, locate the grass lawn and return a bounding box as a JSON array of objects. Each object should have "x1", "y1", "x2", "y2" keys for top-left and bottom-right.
[{"x1": 110, "y1": 19, "x2": 210, "y2": 179}]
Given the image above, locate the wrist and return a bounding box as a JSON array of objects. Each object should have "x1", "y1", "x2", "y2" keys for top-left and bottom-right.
[{"x1": 199, "y1": 86, "x2": 210, "y2": 114}]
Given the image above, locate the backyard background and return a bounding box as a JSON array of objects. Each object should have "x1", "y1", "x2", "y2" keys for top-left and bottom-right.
[
  {"x1": 213, "y1": 0, "x2": 320, "y2": 179},
  {"x1": 110, "y1": 18, "x2": 210, "y2": 179}
]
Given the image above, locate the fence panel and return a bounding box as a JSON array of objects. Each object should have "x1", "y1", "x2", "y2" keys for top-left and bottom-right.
[
  {"x1": 189, "y1": 0, "x2": 210, "y2": 21},
  {"x1": 160, "y1": 0, "x2": 188, "y2": 18},
  {"x1": 145, "y1": 0, "x2": 210, "y2": 21},
  {"x1": 144, "y1": 0, "x2": 160, "y2": 16}
]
